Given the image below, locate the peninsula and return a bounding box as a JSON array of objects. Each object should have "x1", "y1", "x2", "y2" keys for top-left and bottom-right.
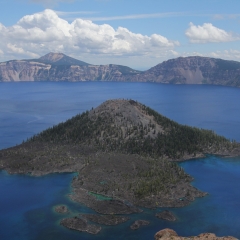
[{"x1": 1, "y1": 53, "x2": 240, "y2": 87}]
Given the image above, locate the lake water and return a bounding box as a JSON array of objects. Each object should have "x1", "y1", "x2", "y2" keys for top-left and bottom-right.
[{"x1": 0, "y1": 82, "x2": 240, "y2": 239}]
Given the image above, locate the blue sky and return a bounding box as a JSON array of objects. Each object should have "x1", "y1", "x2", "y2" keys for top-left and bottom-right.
[{"x1": 0, "y1": 0, "x2": 240, "y2": 69}]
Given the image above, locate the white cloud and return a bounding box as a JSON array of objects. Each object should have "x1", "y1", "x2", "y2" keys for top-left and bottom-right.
[
  {"x1": 213, "y1": 14, "x2": 240, "y2": 20},
  {"x1": 209, "y1": 49, "x2": 240, "y2": 60},
  {"x1": 0, "y1": 9, "x2": 178, "y2": 62},
  {"x1": 80, "y1": 12, "x2": 187, "y2": 22},
  {"x1": 181, "y1": 50, "x2": 240, "y2": 62},
  {"x1": 7, "y1": 44, "x2": 25, "y2": 54},
  {"x1": 185, "y1": 22, "x2": 240, "y2": 43}
]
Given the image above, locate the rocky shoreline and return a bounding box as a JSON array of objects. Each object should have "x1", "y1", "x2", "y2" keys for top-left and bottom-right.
[{"x1": 70, "y1": 188, "x2": 142, "y2": 214}]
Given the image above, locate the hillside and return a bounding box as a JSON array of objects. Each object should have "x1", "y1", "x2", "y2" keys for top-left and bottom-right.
[
  {"x1": 1, "y1": 54, "x2": 240, "y2": 86},
  {"x1": 0, "y1": 99, "x2": 239, "y2": 211}
]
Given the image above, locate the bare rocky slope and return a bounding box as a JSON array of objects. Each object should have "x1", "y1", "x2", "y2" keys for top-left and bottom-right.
[{"x1": 1, "y1": 53, "x2": 240, "y2": 87}]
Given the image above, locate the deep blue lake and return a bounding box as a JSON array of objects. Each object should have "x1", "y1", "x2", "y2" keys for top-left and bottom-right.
[{"x1": 0, "y1": 82, "x2": 240, "y2": 239}]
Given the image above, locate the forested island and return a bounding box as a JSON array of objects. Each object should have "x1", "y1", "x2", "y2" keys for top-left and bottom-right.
[{"x1": 0, "y1": 99, "x2": 240, "y2": 234}]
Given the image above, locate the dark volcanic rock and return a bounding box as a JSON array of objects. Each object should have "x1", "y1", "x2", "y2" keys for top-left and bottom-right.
[
  {"x1": 130, "y1": 220, "x2": 150, "y2": 230},
  {"x1": 156, "y1": 210, "x2": 176, "y2": 221},
  {"x1": 71, "y1": 188, "x2": 141, "y2": 214},
  {"x1": 81, "y1": 214, "x2": 129, "y2": 225},
  {"x1": 60, "y1": 216, "x2": 101, "y2": 234}
]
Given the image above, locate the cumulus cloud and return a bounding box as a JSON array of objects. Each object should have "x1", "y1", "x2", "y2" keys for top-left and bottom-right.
[
  {"x1": 0, "y1": 9, "x2": 179, "y2": 61},
  {"x1": 185, "y1": 22, "x2": 240, "y2": 43}
]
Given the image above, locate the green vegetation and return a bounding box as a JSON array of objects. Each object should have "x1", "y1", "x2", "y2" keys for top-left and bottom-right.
[{"x1": 134, "y1": 159, "x2": 189, "y2": 198}]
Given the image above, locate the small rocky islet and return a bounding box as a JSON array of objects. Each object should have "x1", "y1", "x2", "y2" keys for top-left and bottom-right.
[
  {"x1": 155, "y1": 210, "x2": 177, "y2": 221},
  {"x1": 0, "y1": 99, "x2": 239, "y2": 236},
  {"x1": 54, "y1": 205, "x2": 69, "y2": 214}
]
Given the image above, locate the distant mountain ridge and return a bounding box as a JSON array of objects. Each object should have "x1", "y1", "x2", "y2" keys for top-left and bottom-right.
[
  {"x1": 35, "y1": 52, "x2": 89, "y2": 66},
  {"x1": 1, "y1": 53, "x2": 240, "y2": 87}
]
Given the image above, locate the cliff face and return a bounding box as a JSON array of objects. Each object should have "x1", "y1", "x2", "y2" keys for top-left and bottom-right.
[{"x1": 1, "y1": 53, "x2": 240, "y2": 87}]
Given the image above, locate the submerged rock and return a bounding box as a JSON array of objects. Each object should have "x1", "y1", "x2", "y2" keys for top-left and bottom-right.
[
  {"x1": 54, "y1": 205, "x2": 69, "y2": 214},
  {"x1": 155, "y1": 210, "x2": 176, "y2": 221},
  {"x1": 130, "y1": 220, "x2": 150, "y2": 230}
]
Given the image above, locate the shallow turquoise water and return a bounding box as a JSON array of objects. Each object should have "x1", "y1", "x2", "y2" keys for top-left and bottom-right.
[{"x1": 1, "y1": 82, "x2": 240, "y2": 239}]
